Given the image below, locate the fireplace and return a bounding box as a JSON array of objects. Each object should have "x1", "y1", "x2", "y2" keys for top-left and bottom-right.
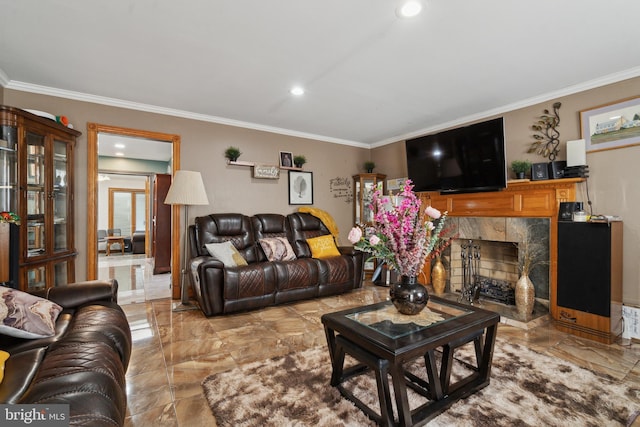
[
  {"x1": 418, "y1": 178, "x2": 583, "y2": 325},
  {"x1": 439, "y1": 217, "x2": 551, "y2": 307}
]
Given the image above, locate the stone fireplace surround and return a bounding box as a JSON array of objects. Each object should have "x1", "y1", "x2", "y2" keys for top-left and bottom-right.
[{"x1": 441, "y1": 216, "x2": 550, "y2": 303}]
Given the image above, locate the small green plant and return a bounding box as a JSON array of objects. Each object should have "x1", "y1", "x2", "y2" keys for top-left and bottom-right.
[
  {"x1": 224, "y1": 146, "x2": 241, "y2": 161},
  {"x1": 364, "y1": 161, "x2": 375, "y2": 173},
  {"x1": 511, "y1": 160, "x2": 532, "y2": 177},
  {"x1": 293, "y1": 155, "x2": 307, "y2": 168}
]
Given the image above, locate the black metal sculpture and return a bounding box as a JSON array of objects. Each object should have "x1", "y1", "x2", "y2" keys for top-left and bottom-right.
[{"x1": 528, "y1": 102, "x2": 562, "y2": 160}]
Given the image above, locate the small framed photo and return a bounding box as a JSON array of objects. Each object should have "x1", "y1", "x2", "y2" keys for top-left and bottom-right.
[
  {"x1": 580, "y1": 96, "x2": 640, "y2": 152},
  {"x1": 288, "y1": 170, "x2": 313, "y2": 205},
  {"x1": 279, "y1": 151, "x2": 293, "y2": 168}
]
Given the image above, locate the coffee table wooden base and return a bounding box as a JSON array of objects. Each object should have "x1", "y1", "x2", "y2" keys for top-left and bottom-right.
[
  {"x1": 329, "y1": 331, "x2": 493, "y2": 427},
  {"x1": 322, "y1": 298, "x2": 499, "y2": 427}
]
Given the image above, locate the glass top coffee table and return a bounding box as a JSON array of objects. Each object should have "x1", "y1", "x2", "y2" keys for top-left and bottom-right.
[{"x1": 321, "y1": 296, "x2": 500, "y2": 426}]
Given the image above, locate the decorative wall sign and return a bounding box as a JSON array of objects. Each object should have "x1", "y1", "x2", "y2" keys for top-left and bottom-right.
[
  {"x1": 329, "y1": 177, "x2": 352, "y2": 204},
  {"x1": 288, "y1": 171, "x2": 313, "y2": 205},
  {"x1": 580, "y1": 96, "x2": 640, "y2": 152},
  {"x1": 253, "y1": 164, "x2": 280, "y2": 179}
]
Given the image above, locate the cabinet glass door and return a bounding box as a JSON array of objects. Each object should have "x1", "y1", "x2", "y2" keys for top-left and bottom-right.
[
  {"x1": 54, "y1": 260, "x2": 68, "y2": 286},
  {"x1": 26, "y1": 264, "x2": 46, "y2": 291},
  {"x1": 26, "y1": 132, "x2": 46, "y2": 258},
  {"x1": 0, "y1": 126, "x2": 18, "y2": 213},
  {"x1": 53, "y1": 140, "x2": 69, "y2": 252}
]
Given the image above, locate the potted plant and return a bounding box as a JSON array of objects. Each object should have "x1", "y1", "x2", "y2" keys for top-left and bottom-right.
[
  {"x1": 224, "y1": 146, "x2": 242, "y2": 162},
  {"x1": 293, "y1": 155, "x2": 307, "y2": 168},
  {"x1": 364, "y1": 161, "x2": 375, "y2": 173},
  {"x1": 511, "y1": 160, "x2": 532, "y2": 179}
]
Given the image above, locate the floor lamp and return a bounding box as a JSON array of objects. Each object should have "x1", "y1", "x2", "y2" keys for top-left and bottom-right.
[{"x1": 164, "y1": 170, "x2": 209, "y2": 312}]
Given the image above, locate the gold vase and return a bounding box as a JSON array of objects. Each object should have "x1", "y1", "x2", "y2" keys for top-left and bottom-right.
[
  {"x1": 515, "y1": 273, "x2": 535, "y2": 316},
  {"x1": 431, "y1": 256, "x2": 446, "y2": 295}
]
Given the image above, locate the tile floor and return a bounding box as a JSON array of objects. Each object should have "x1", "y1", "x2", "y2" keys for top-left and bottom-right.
[{"x1": 114, "y1": 271, "x2": 640, "y2": 426}]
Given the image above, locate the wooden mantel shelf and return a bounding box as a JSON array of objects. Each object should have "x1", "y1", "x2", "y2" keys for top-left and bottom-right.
[
  {"x1": 418, "y1": 177, "x2": 585, "y2": 328},
  {"x1": 419, "y1": 178, "x2": 584, "y2": 218}
]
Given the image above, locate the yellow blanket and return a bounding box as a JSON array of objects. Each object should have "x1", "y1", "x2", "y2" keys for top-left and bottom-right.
[{"x1": 298, "y1": 207, "x2": 339, "y2": 240}]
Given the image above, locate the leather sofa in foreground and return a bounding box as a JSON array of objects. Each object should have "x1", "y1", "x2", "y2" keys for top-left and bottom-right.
[
  {"x1": 189, "y1": 212, "x2": 364, "y2": 316},
  {"x1": 0, "y1": 280, "x2": 132, "y2": 427}
]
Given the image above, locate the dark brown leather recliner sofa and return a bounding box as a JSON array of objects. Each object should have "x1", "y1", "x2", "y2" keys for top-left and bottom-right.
[
  {"x1": 188, "y1": 212, "x2": 364, "y2": 316},
  {"x1": 0, "y1": 280, "x2": 132, "y2": 427}
]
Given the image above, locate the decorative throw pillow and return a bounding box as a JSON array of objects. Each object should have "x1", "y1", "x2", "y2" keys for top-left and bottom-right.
[
  {"x1": 205, "y1": 241, "x2": 248, "y2": 267},
  {"x1": 259, "y1": 237, "x2": 296, "y2": 262},
  {"x1": 306, "y1": 235, "x2": 341, "y2": 259},
  {"x1": 0, "y1": 287, "x2": 63, "y2": 339}
]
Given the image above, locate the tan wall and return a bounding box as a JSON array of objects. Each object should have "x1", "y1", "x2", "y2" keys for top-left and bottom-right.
[
  {"x1": 372, "y1": 76, "x2": 640, "y2": 306},
  {"x1": 4, "y1": 89, "x2": 369, "y2": 282}
]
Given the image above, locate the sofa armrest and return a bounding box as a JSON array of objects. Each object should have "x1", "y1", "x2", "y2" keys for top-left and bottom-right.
[
  {"x1": 189, "y1": 256, "x2": 226, "y2": 316},
  {"x1": 36, "y1": 280, "x2": 119, "y2": 308}
]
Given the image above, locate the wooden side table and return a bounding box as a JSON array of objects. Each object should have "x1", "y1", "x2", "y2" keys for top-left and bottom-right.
[{"x1": 105, "y1": 236, "x2": 125, "y2": 256}]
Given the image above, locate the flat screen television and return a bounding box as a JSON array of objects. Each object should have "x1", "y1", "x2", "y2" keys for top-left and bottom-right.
[{"x1": 405, "y1": 117, "x2": 507, "y2": 194}]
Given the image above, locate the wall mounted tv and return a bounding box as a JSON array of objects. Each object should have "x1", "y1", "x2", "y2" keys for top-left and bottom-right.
[{"x1": 405, "y1": 117, "x2": 507, "y2": 194}]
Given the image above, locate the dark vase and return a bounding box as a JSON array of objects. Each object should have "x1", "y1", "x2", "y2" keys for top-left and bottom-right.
[{"x1": 389, "y1": 275, "x2": 429, "y2": 315}]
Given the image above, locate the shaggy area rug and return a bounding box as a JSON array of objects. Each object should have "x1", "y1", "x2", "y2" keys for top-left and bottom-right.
[{"x1": 202, "y1": 339, "x2": 639, "y2": 426}]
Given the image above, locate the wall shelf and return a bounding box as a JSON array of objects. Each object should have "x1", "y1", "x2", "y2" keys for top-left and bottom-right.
[{"x1": 226, "y1": 159, "x2": 303, "y2": 171}]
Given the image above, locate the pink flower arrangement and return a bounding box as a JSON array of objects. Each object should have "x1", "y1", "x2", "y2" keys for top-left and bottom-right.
[{"x1": 348, "y1": 180, "x2": 453, "y2": 278}]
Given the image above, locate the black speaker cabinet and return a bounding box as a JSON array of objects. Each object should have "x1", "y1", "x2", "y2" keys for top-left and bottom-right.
[
  {"x1": 548, "y1": 160, "x2": 566, "y2": 179},
  {"x1": 556, "y1": 221, "x2": 623, "y2": 343},
  {"x1": 531, "y1": 163, "x2": 549, "y2": 181}
]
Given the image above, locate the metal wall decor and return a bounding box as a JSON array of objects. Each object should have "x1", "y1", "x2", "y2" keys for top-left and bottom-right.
[{"x1": 528, "y1": 102, "x2": 562, "y2": 160}]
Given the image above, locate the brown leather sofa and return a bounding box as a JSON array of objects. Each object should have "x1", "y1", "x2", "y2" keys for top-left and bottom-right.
[
  {"x1": 189, "y1": 212, "x2": 364, "y2": 316},
  {"x1": 0, "y1": 280, "x2": 132, "y2": 427}
]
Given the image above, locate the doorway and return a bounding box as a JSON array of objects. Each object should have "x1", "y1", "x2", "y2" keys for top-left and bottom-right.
[{"x1": 86, "y1": 123, "x2": 182, "y2": 299}]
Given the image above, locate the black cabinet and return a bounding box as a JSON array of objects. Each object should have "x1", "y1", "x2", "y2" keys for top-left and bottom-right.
[{"x1": 556, "y1": 221, "x2": 623, "y2": 344}]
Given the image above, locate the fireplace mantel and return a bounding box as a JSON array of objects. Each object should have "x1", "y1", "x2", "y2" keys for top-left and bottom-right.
[{"x1": 419, "y1": 177, "x2": 585, "y2": 324}]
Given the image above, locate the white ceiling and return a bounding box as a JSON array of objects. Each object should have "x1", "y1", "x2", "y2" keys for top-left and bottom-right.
[{"x1": 1, "y1": 0, "x2": 640, "y2": 147}]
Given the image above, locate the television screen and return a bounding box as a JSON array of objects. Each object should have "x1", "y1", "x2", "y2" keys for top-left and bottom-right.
[{"x1": 405, "y1": 117, "x2": 506, "y2": 194}]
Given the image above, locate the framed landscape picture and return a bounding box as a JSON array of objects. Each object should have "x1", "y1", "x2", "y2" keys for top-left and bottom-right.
[
  {"x1": 580, "y1": 96, "x2": 640, "y2": 152},
  {"x1": 288, "y1": 170, "x2": 313, "y2": 205}
]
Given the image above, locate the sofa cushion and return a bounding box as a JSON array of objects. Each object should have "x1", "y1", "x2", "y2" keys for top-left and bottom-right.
[
  {"x1": 306, "y1": 235, "x2": 341, "y2": 259},
  {"x1": 287, "y1": 212, "x2": 332, "y2": 258},
  {"x1": 0, "y1": 287, "x2": 62, "y2": 339},
  {"x1": 206, "y1": 241, "x2": 249, "y2": 267},
  {"x1": 195, "y1": 214, "x2": 258, "y2": 263},
  {"x1": 259, "y1": 237, "x2": 296, "y2": 262}
]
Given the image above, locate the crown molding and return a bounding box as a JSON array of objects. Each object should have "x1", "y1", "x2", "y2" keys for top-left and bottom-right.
[
  {"x1": 371, "y1": 66, "x2": 640, "y2": 148},
  {"x1": 4, "y1": 80, "x2": 369, "y2": 149}
]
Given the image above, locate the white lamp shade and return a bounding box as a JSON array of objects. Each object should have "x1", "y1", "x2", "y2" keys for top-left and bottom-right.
[{"x1": 164, "y1": 170, "x2": 210, "y2": 206}]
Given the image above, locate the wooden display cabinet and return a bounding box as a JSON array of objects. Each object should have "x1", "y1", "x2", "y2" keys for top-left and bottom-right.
[
  {"x1": 0, "y1": 106, "x2": 81, "y2": 291},
  {"x1": 353, "y1": 173, "x2": 386, "y2": 277}
]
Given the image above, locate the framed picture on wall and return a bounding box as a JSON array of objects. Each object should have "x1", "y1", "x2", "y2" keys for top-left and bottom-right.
[
  {"x1": 279, "y1": 151, "x2": 293, "y2": 168},
  {"x1": 580, "y1": 96, "x2": 640, "y2": 152},
  {"x1": 288, "y1": 170, "x2": 313, "y2": 205}
]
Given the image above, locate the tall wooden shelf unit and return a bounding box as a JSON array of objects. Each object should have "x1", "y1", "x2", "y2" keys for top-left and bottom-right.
[
  {"x1": 353, "y1": 173, "x2": 386, "y2": 277},
  {"x1": 0, "y1": 106, "x2": 81, "y2": 291}
]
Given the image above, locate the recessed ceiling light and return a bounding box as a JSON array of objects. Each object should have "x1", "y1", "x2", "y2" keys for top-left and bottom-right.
[
  {"x1": 397, "y1": 1, "x2": 422, "y2": 18},
  {"x1": 290, "y1": 86, "x2": 305, "y2": 96},
  {"x1": 115, "y1": 152, "x2": 124, "y2": 156},
  {"x1": 115, "y1": 143, "x2": 125, "y2": 148}
]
